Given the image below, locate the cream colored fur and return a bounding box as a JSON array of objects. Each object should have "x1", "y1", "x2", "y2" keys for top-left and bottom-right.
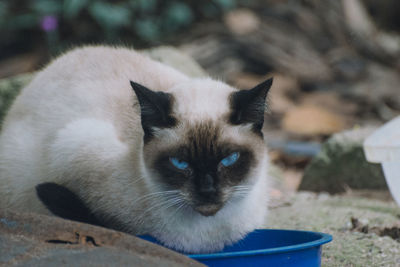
[{"x1": 0, "y1": 46, "x2": 269, "y2": 253}]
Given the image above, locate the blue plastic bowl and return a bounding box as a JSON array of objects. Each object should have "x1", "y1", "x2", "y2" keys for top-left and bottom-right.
[{"x1": 140, "y1": 229, "x2": 332, "y2": 267}]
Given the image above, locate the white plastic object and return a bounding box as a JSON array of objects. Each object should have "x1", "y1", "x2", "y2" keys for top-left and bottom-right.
[{"x1": 364, "y1": 116, "x2": 400, "y2": 206}]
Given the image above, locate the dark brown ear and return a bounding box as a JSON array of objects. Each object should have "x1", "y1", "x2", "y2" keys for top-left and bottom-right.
[
  {"x1": 130, "y1": 81, "x2": 177, "y2": 142},
  {"x1": 229, "y1": 78, "x2": 273, "y2": 134}
]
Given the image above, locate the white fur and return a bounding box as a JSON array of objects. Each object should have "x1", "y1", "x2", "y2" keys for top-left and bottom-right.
[
  {"x1": 0, "y1": 46, "x2": 269, "y2": 253},
  {"x1": 169, "y1": 78, "x2": 234, "y2": 121}
]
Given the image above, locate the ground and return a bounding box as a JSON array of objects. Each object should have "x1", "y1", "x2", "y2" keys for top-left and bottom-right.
[{"x1": 267, "y1": 192, "x2": 400, "y2": 266}]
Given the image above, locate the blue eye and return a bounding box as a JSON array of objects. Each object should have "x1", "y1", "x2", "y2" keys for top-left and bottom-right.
[
  {"x1": 221, "y1": 152, "x2": 240, "y2": 167},
  {"x1": 170, "y1": 157, "x2": 189, "y2": 170}
]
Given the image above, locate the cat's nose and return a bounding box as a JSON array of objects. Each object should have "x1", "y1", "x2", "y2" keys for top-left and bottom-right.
[{"x1": 199, "y1": 174, "x2": 217, "y2": 195}]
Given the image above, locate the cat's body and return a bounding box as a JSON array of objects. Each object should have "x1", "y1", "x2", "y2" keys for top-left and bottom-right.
[{"x1": 0, "y1": 46, "x2": 270, "y2": 253}]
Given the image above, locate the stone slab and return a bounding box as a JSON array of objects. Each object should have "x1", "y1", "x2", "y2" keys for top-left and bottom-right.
[{"x1": 0, "y1": 210, "x2": 203, "y2": 267}]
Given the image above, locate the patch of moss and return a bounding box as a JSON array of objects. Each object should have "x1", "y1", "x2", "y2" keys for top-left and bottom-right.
[
  {"x1": 299, "y1": 129, "x2": 387, "y2": 193},
  {"x1": 0, "y1": 73, "x2": 33, "y2": 127}
]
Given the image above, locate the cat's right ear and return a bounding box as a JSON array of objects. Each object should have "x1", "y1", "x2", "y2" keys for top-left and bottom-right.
[
  {"x1": 229, "y1": 78, "x2": 273, "y2": 135},
  {"x1": 130, "y1": 81, "x2": 177, "y2": 141}
]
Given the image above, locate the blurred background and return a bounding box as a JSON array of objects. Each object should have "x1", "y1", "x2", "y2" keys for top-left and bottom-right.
[{"x1": 1, "y1": 0, "x2": 399, "y2": 198}]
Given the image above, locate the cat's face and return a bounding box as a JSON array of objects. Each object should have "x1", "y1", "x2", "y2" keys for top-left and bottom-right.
[{"x1": 131, "y1": 78, "x2": 272, "y2": 216}]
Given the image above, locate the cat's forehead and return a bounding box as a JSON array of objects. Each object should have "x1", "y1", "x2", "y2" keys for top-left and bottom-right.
[
  {"x1": 151, "y1": 120, "x2": 259, "y2": 157},
  {"x1": 182, "y1": 121, "x2": 256, "y2": 154},
  {"x1": 152, "y1": 120, "x2": 263, "y2": 157},
  {"x1": 169, "y1": 78, "x2": 236, "y2": 120}
]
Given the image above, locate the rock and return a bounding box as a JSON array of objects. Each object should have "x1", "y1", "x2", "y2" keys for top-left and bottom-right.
[
  {"x1": 348, "y1": 63, "x2": 400, "y2": 120},
  {"x1": 282, "y1": 105, "x2": 346, "y2": 136},
  {"x1": 343, "y1": 0, "x2": 400, "y2": 66},
  {"x1": 0, "y1": 53, "x2": 41, "y2": 79},
  {"x1": 299, "y1": 127, "x2": 387, "y2": 193},
  {"x1": 266, "y1": 192, "x2": 400, "y2": 266},
  {"x1": 181, "y1": 36, "x2": 243, "y2": 81},
  {"x1": 267, "y1": 74, "x2": 299, "y2": 114},
  {"x1": 224, "y1": 9, "x2": 261, "y2": 35},
  {"x1": 0, "y1": 47, "x2": 208, "y2": 125},
  {"x1": 230, "y1": 72, "x2": 266, "y2": 89},
  {"x1": 0, "y1": 210, "x2": 203, "y2": 266},
  {"x1": 343, "y1": 0, "x2": 376, "y2": 36},
  {"x1": 362, "y1": 0, "x2": 400, "y2": 34},
  {"x1": 327, "y1": 49, "x2": 367, "y2": 81},
  {"x1": 142, "y1": 46, "x2": 207, "y2": 78},
  {"x1": 300, "y1": 91, "x2": 358, "y2": 118}
]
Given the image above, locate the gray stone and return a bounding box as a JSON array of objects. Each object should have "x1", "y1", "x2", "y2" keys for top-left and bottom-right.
[
  {"x1": 299, "y1": 127, "x2": 387, "y2": 193},
  {"x1": 0, "y1": 235, "x2": 33, "y2": 263},
  {"x1": 0, "y1": 210, "x2": 203, "y2": 266},
  {"x1": 142, "y1": 46, "x2": 207, "y2": 78},
  {"x1": 22, "y1": 247, "x2": 180, "y2": 267}
]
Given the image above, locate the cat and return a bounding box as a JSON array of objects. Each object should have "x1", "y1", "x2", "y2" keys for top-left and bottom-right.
[{"x1": 0, "y1": 46, "x2": 272, "y2": 253}]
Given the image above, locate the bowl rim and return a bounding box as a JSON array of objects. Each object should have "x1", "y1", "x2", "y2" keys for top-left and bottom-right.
[{"x1": 187, "y1": 229, "x2": 333, "y2": 259}]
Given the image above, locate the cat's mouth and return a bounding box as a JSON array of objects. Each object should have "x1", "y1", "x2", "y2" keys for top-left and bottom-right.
[{"x1": 193, "y1": 203, "x2": 223, "y2": 216}]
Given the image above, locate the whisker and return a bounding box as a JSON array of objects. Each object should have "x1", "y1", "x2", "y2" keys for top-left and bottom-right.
[
  {"x1": 134, "y1": 194, "x2": 184, "y2": 224},
  {"x1": 164, "y1": 201, "x2": 188, "y2": 225},
  {"x1": 132, "y1": 189, "x2": 180, "y2": 205},
  {"x1": 128, "y1": 175, "x2": 146, "y2": 186},
  {"x1": 233, "y1": 185, "x2": 251, "y2": 190},
  {"x1": 232, "y1": 186, "x2": 252, "y2": 198}
]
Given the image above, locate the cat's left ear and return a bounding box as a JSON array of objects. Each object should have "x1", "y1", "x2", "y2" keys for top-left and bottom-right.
[
  {"x1": 229, "y1": 78, "x2": 273, "y2": 134},
  {"x1": 130, "y1": 81, "x2": 176, "y2": 141}
]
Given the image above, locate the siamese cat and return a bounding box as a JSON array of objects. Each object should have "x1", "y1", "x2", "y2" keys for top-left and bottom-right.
[{"x1": 0, "y1": 46, "x2": 272, "y2": 253}]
